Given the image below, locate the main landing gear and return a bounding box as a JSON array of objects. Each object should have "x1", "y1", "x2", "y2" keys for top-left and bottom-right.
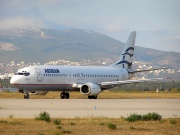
[
  {"x1": 88, "y1": 96, "x2": 97, "y2": 99},
  {"x1": 60, "y1": 92, "x2": 70, "y2": 99}
]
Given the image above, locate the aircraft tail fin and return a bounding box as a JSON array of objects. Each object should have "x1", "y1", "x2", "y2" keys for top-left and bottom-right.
[{"x1": 109, "y1": 31, "x2": 136, "y2": 69}]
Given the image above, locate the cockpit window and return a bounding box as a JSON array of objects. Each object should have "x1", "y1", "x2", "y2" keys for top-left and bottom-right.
[
  {"x1": 15, "y1": 72, "x2": 30, "y2": 76},
  {"x1": 15, "y1": 73, "x2": 23, "y2": 75},
  {"x1": 24, "y1": 72, "x2": 30, "y2": 76}
]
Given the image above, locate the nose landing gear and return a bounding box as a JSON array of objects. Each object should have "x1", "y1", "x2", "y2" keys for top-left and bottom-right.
[
  {"x1": 19, "y1": 90, "x2": 30, "y2": 99},
  {"x1": 24, "y1": 92, "x2": 29, "y2": 99},
  {"x1": 60, "y1": 92, "x2": 70, "y2": 99}
]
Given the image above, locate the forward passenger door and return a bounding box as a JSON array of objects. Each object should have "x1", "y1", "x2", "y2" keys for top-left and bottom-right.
[{"x1": 35, "y1": 68, "x2": 42, "y2": 82}]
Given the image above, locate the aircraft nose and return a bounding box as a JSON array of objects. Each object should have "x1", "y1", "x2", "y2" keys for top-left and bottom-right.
[{"x1": 10, "y1": 76, "x2": 19, "y2": 85}]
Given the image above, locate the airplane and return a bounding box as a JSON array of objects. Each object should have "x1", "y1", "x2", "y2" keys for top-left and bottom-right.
[{"x1": 10, "y1": 31, "x2": 167, "y2": 99}]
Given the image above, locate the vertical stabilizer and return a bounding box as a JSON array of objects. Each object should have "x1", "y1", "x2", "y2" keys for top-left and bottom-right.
[{"x1": 109, "y1": 31, "x2": 136, "y2": 69}]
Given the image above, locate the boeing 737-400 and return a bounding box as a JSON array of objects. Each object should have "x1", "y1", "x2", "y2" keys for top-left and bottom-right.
[{"x1": 10, "y1": 31, "x2": 167, "y2": 99}]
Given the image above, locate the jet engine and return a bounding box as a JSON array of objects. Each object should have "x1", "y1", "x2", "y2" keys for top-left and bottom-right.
[
  {"x1": 80, "y1": 83, "x2": 101, "y2": 96},
  {"x1": 29, "y1": 91, "x2": 48, "y2": 95}
]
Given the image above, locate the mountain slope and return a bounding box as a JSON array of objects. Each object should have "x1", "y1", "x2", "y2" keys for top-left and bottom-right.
[
  {"x1": 0, "y1": 28, "x2": 179, "y2": 67},
  {"x1": 149, "y1": 51, "x2": 180, "y2": 66}
]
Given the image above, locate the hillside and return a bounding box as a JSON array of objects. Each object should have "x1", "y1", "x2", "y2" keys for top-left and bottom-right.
[
  {"x1": 149, "y1": 51, "x2": 180, "y2": 66},
  {"x1": 0, "y1": 28, "x2": 179, "y2": 67}
]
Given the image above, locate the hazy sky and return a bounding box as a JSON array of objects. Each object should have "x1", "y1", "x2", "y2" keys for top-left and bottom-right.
[{"x1": 0, "y1": 0, "x2": 180, "y2": 52}]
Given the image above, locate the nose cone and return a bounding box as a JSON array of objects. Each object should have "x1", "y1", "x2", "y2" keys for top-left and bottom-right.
[{"x1": 10, "y1": 76, "x2": 19, "y2": 85}]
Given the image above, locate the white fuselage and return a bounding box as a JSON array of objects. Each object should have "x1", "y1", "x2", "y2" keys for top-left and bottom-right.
[{"x1": 10, "y1": 65, "x2": 130, "y2": 92}]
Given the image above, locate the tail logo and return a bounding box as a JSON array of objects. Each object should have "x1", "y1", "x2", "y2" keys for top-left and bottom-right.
[
  {"x1": 124, "y1": 47, "x2": 134, "y2": 52},
  {"x1": 115, "y1": 47, "x2": 134, "y2": 67},
  {"x1": 109, "y1": 31, "x2": 136, "y2": 69},
  {"x1": 115, "y1": 60, "x2": 132, "y2": 66}
]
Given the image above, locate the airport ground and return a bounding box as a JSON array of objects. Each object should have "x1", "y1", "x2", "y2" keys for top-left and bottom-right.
[{"x1": 0, "y1": 91, "x2": 180, "y2": 135}]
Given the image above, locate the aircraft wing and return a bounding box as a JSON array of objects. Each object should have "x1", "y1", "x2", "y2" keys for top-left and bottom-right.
[
  {"x1": 128, "y1": 67, "x2": 168, "y2": 73},
  {"x1": 100, "y1": 78, "x2": 171, "y2": 86}
]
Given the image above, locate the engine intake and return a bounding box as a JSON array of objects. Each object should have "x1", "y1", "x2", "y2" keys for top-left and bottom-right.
[{"x1": 80, "y1": 83, "x2": 101, "y2": 96}]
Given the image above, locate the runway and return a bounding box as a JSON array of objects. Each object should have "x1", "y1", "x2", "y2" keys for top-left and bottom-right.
[{"x1": 0, "y1": 99, "x2": 179, "y2": 118}]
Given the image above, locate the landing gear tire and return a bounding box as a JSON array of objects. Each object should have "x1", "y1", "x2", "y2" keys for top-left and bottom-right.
[
  {"x1": 24, "y1": 93, "x2": 29, "y2": 99},
  {"x1": 64, "y1": 93, "x2": 70, "y2": 99},
  {"x1": 60, "y1": 92, "x2": 70, "y2": 99},
  {"x1": 88, "y1": 96, "x2": 97, "y2": 99}
]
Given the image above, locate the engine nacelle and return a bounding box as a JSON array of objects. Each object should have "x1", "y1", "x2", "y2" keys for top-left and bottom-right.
[
  {"x1": 80, "y1": 83, "x2": 101, "y2": 96},
  {"x1": 29, "y1": 91, "x2": 48, "y2": 95}
]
